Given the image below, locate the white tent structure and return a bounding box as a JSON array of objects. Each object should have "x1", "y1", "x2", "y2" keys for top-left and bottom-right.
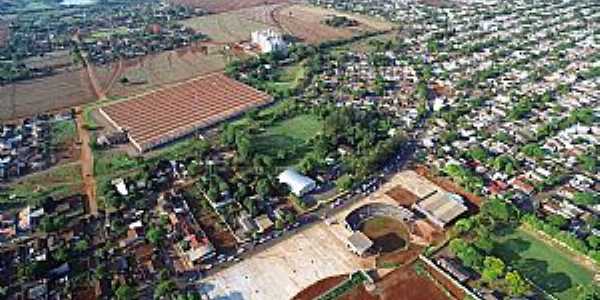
[{"x1": 278, "y1": 169, "x2": 316, "y2": 197}]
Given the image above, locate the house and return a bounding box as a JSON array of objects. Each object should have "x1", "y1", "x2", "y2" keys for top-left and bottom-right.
[
  {"x1": 254, "y1": 215, "x2": 274, "y2": 233},
  {"x1": 278, "y1": 169, "x2": 316, "y2": 197}
]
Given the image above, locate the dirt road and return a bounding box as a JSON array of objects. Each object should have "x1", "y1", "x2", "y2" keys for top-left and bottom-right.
[{"x1": 75, "y1": 107, "x2": 98, "y2": 215}]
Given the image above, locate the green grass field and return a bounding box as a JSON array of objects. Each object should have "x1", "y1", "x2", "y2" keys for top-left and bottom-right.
[
  {"x1": 266, "y1": 63, "x2": 306, "y2": 93},
  {"x1": 493, "y1": 228, "x2": 595, "y2": 300},
  {"x1": 51, "y1": 120, "x2": 77, "y2": 147},
  {"x1": 0, "y1": 163, "x2": 83, "y2": 207},
  {"x1": 254, "y1": 114, "x2": 323, "y2": 166}
]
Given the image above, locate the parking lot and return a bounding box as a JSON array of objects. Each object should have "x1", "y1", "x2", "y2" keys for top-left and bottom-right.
[{"x1": 199, "y1": 221, "x2": 372, "y2": 300}]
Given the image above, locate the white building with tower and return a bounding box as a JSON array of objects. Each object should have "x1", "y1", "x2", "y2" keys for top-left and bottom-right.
[{"x1": 251, "y1": 29, "x2": 287, "y2": 54}]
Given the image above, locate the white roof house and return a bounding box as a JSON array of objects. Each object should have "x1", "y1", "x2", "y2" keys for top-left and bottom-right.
[{"x1": 278, "y1": 169, "x2": 316, "y2": 197}]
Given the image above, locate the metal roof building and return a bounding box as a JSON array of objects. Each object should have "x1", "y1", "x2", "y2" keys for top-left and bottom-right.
[{"x1": 278, "y1": 169, "x2": 316, "y2": 197}]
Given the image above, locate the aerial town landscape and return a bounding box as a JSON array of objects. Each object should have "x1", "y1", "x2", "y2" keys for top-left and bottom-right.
[{"x1": 0, "y1": 0, "x2": 599, "y2": 299}]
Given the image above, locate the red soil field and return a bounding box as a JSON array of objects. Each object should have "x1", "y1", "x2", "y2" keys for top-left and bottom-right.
[
  {"x1": 415, "y1": 165, "x2": 483, "y2": 207},
  {"x1": 169, "y1": 0, "x2": 290, "y2": 13},
  {"x1": 0, "y1": 67, "x2": 96, "y2": 120},
  {"x1": 293, "y1": 264, "x2": 451, "y2": 300},
  {"x1": 100, "y1": 73, "x2": 272, "y2": 152}
]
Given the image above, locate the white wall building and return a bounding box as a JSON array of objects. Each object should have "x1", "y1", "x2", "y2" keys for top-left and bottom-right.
[{"x1": 251, "y1": 29, "x2": 287, "y2": 54}]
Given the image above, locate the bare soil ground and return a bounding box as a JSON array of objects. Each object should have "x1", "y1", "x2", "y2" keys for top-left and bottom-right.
[
  {"x1": 0, "y1": 67, "x2": 96, "y2": 120},
  {"x1": 374, "y1": 264, "x2": 452, "y2": 300},
  {"x1": 292, "y1": 275, "x2": 347, "y2": 300},
  {"x1": 424, "y1": 262, "x2": 467, "y2": 299},
  {"x1": 93, "y1": 43, "x2": 228, "y2": 98},
  {"x1": 168, "y1": 0, "x2": 290, "y2": 13},
  {"x1": 181, "y1": 10, "x2": 271, "y2": 43},
  {"x1": 274, "y1": 5, "x2": 393, "y2": 44},
  {"x1": 415, "y1": 165, "x2": 483, "y2": 207},
  {"x1": 385, "y1": 185, "x2": 419, "y2": 207},
  {"x1": 293, "y1": 264, "x2": 451, "y2": 300}
]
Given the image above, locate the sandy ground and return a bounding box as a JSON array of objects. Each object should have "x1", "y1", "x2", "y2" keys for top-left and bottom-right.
[{"x1": 200, "y1": 221, "x2": 372, "y2": 300}]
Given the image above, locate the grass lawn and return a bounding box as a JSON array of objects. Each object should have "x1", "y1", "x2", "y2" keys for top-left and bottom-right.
[
  {"x1": 94, "y1": 151, "x2": 142, "y2": 178},
  {"x1": 253, "y1": 114, "x2": 323, "y2": 166},
  {"x1": 265, "y1": 62, "x2": 306, "y2": 94},
  {"x1": 51, "y1": 120, "x2": 77, "y2": 147},
  {"x1": 0, "y1": 163, "x2": 83, "y2": 207},
  {"x1": 89, "y1": 26, "x2": 128, "y2": 40},
  {"x1": 492, "y1": 227, "x2": 595, "y2": 300}
]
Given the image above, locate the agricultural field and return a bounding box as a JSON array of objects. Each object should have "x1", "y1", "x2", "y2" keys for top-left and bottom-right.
[
  {"x1": 253, "y1": 113, "x2": 323, "y2": 166},
  {"x1": 0, "y1": 67, "x2": 95, "y2": 120},
  {"x1": 92, "y1": 43, "x2": 229, "y2": 98},
  {"x1": 492, "y1": 228, "x2": 595, "y2": 300},
  {"x1": 0, "y1": 162, "x2": 83, "y2": 208},
  {"x1": 168, "y1": 0, "x2": 290, "y2": 13},
  {"x1": 273, "y1": 5, "x2": 394, "y2": 44},
  {"x1": 180, "y1": 10, "x2": 270, "y2": 43}
]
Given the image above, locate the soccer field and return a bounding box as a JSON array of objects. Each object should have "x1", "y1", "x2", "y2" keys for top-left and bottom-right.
[{"x1": 493, "y1": 228, "x2": 595, "y2": 300}]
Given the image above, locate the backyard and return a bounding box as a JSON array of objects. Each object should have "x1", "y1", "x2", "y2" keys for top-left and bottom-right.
[{"x1": 492, "y1": 227, "x2": 595, "y2": 300}]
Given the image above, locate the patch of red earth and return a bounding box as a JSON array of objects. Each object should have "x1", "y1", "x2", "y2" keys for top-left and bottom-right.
[
  {"x1": 375, "y1": 265, "x2": 451, "y2": 300},
  {"x1": 293, "y1": 264, "x2": 452, "y2": 300},
  {"x1": 415, "y1": 165, "x2": 483, "y2": 208},
  {"x1": 292, "y1": 275, "x2": 347, "y2": 300},
  {"x1": 424, "y1": 262, "x2": 467, "y2": 299}
]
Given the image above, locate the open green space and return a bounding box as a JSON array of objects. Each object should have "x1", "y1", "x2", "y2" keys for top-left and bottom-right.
[
  {"x1": 50, "y1": 120, "x2": 77, "y2": 147},
  {"x1": 94, "y1": 151, "x2": 142, "y2": 179},
  {"x1": 0, "y1": 163, "x2": 83, "y2": 208},
  {"x1": 492, "y1": 227, "x2": 595, "y2": 300},
  {"x1": 89, "y1": 26, "x2": 129, "y2": 40},
  {"x1": 253, "y1": 114, "x2": 323, "y2": 167},
  {"x1": 265, "y1": 62, "x2": 306, "y2": 94}
]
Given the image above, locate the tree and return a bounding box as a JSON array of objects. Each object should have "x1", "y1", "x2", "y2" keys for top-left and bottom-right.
[
  {"x1": 587, "y1": 235, "x2": 600, "y2": 250},
  {"x1": 147, "y1": 225, "x2": 166, "y2": 247},
  {"x1": 154, "y1": 279, "x2": 176, "y2": 299},
  {"x1": 505, "y1": 271, "x2": 529, "y2": 297},
  {"x1": 336, "y1": 175, "x2": 354, "y2": 191},
  {"x1": 547, "y1": 214, "x2": 568, "y2": 229},
  {"x1": 481, "y1": 256, "x2": 505, "y2": 283},
  {"x1": 255, "y1": 178, "x2": 272, "y2": 198},
  {"x1": 573, "y1": 192, "x2": 600, "y2": 206},
  {"x1": 449, "y1": 239, "x2": 483, "y2": 269},
  {"x1": 578, "y1": 284, "x2": 600, "y2": 300},
  {"x1": 454, "y1": 218, "x2": 475, "y2": 235},
  {"x1": 116, "y1": 284, "x2": 137, "y2": 300},
  {"x1": 74, "y1": 239, "x2": 89, "y2": 253},
  {"x1": 481, "y1": 198, "x2": 512, "y2": 223}
]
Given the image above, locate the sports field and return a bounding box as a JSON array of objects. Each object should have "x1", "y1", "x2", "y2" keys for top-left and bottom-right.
[{"x1": 493, "y1": 228, "x2": 595, "y2": 300}]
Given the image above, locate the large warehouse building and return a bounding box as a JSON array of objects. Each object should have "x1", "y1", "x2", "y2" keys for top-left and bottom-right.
[{"x1": 99, "y1": 73, "x2": 272, "y2": 152}]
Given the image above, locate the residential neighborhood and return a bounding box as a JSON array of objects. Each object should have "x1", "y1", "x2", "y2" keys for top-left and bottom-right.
[{"x1": 0, "y1": 0, "x2": 598, "y2": 299}]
